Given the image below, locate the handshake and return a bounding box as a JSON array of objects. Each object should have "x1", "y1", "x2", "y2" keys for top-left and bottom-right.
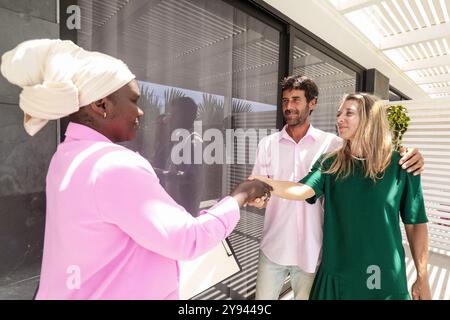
[{"x1": 230, "y1": 176, "x2": 273, "y2": 208}]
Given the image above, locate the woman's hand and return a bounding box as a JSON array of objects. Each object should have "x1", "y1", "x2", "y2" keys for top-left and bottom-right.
[
  {"x1": 230, "y1": 180, "x2": 273, "y2": 208},
  {"x1": 246, "y1": 193, "x2": 271, "y2": 209},
  {"x1": 246, "y1": 176, "x2": 273, "y2": 208}
]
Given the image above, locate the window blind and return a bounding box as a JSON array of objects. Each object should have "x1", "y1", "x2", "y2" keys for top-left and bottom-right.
[{"x1": 391, "y1": 99, "x2": 450, "y2": 253}]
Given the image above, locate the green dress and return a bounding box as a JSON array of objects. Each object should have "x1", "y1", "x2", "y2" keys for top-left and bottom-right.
[{"x1": 299, "y1": 151, "x2": 428, "y2": 300}]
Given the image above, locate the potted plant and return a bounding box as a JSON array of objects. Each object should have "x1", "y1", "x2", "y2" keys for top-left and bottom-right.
[{"x1": 387, "y1": 104, "x2": 410, "y2": 151}]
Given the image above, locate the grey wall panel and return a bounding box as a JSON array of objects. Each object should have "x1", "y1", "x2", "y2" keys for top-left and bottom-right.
[
  {"x1": 0, "y1": 0, "x2": 56, "y2": 23},
  {"x1": 0, "y1": 103, "x2": 56, "y2": 299},
  {"x1": 0, "y1": 1, "x2": 58, "y2": 300},
  {"x1": 0, "y1": 7, "x2": 59, "y2": 105}
]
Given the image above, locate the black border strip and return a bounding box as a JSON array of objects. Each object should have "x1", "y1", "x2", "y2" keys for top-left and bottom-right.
[{"x1": 389, "y1": 85, "x2": 412, "y2": 100}]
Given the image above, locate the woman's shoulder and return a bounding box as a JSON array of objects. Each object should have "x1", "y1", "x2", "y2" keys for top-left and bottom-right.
[
  {"x1": 314, "y1": 152, "x2": 337, "y2": 171},
  {"x1": 93, "y1": 143, "x2": 155, "y2": 176},
  {"x1": 387, "y1": 150, "x2": 402, "y2": 170},
  {"x1": 385, "y1": 150, "x2": 419, "y2": 182},
  {"x1": 391, "y1": 150, "x2": 401, "y2": 161},
  {"x1": 322, "y1": 152, "x2": 338, "y2": 163}
]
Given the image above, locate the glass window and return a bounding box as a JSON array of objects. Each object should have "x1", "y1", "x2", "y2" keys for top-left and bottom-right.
[
  {"x1": 292, "y1": 37, "x2": 358, "y2": 134},
  {"x1": 78, "y1": 0, "x2": 280, "y2": 299}
]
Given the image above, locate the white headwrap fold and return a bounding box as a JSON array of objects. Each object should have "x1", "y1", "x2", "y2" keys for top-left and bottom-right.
[{"x1": 0, "y1": 39, "x2": 135, "y2": 136}]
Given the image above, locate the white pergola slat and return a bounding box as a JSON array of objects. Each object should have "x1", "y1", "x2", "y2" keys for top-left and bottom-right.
[
  {"x1": 402, "y1": 55, "x2": 450, "y2": 71},
  {"x1": 327, "y1": 0, "x2": 450, "y2": 99},
  {"x1": 380, "y1": 23, "x2": 450, "y2": 50},
  {"x1": 414, "y1": 73, "x2": 450, "y2": 84},
  {"x1": 422, "y1": 86, "x2": 450, "y2": 94},
  {"x1": 334, "y1": 0, "x2": 383, "y2": 14}
]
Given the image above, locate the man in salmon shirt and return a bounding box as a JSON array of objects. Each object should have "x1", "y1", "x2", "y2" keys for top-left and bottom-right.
[{"x1": 0, "y1": 39, "x2": 272, "y2": 299}]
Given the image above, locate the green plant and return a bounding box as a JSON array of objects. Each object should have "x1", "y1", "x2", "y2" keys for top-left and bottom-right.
[
  {"x1": 387, "y1": 104, "x2": 410, "y2": 151},
  {"x1": 139, "y1": 85, "x2": 161, "y2": 116},
  {"x1": 164, "y1": 88, "x2": 187, "y2": 113},
  {"x1": 231, "y1": 99, "x2": 253, "y2": 114},
  {"x1": 198, "y1": 93, "x2": 224, "y2": 125}
]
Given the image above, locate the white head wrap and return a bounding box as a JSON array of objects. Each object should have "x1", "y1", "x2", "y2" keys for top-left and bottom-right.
[{"x1": 0, "y1": 39, "x2": 135, "y2": 136}]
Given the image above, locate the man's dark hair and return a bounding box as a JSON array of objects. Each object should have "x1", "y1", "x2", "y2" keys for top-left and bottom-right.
[{"x1": 280, "y1": 75, "x2": 319, "y2": 103}]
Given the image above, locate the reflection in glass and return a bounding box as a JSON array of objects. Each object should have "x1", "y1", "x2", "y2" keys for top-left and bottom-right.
[
  {"x1": 292, "y1": 38, "x2": 357, "y2": 134},
  {"x1": 78, "y1": 0, "x2": 280, "y2": 299}
]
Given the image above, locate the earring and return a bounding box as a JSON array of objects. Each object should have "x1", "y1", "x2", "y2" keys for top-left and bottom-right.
[{"x1": 103, "y1": 112, "x2": 107, "y2": 119}]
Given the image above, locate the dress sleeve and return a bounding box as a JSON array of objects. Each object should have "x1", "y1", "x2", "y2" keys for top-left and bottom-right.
[
  {"x1": 400, "y1": 172, "x2": 428, "y2": 224},
  {"x1": 93, "y1": 154, "x2": 240, "y2": 261},
  {"x1": 299, "y1": 157, "x2": 327, "y2": 205}
]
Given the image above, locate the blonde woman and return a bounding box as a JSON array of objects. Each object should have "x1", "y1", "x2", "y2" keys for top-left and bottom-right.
[{"x1": 251, "y1": 93, "x2": 430, "y2": 300}]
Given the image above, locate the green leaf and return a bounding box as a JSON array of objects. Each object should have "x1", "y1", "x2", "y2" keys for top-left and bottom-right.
[{"x1": 386, "y1": 104, "x2": 410, "y2": 152}]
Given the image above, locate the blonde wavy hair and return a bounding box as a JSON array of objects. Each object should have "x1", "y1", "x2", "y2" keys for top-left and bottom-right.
[{"x1": 323, "y1": 93, "x2": 393, "y2": 181}]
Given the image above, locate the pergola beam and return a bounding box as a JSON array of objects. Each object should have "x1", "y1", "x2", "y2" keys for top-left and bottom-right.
[
  {"x1": 380, "y1": 23, "x2": 450, "y2": 50},
  {"x1": 401, "y1": 55, "x2": 450, "y2": 71},
  {"x1": 336, "y1": 0, "x2": 383, "y2": 14},
  {"x1": 413, "y1": 73, "x2": 450, "y2": 85},
  {"x1": 422, "y1": 86, "x2": 450, "y2": 94}
]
